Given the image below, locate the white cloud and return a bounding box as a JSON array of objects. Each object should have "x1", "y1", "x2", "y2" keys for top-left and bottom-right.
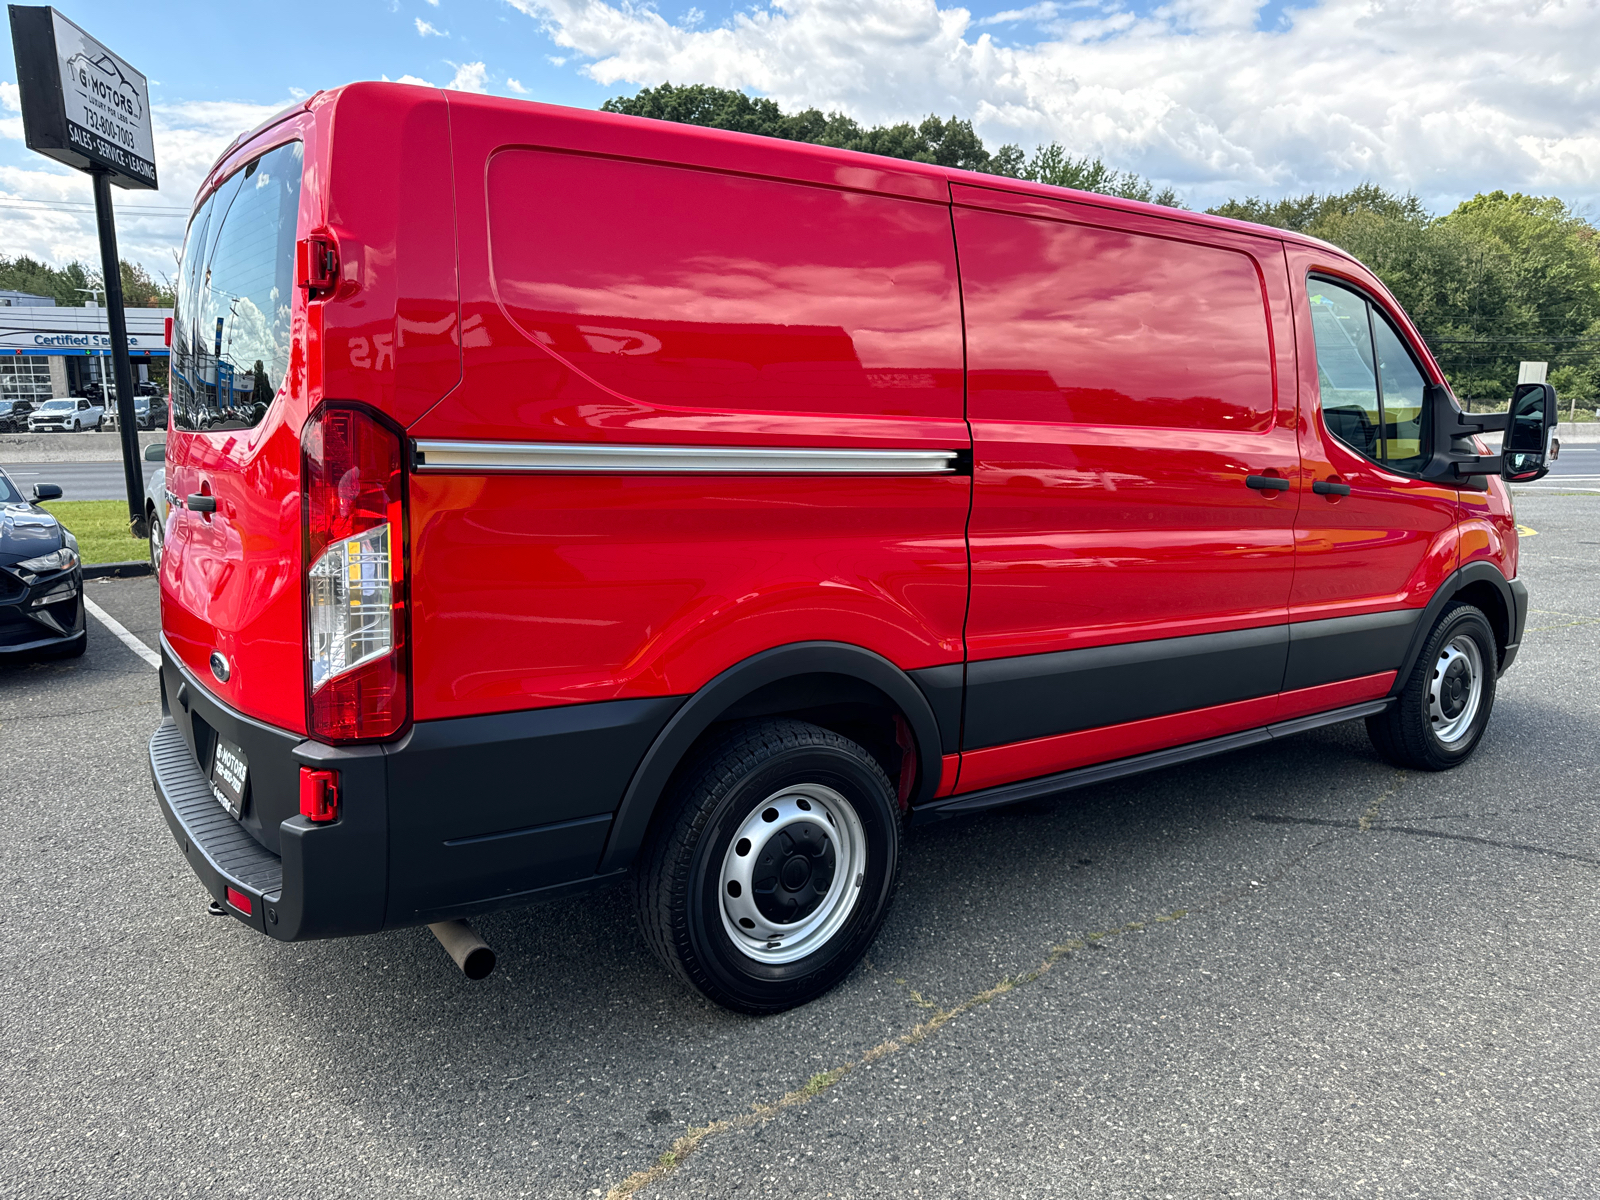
[
  {"x1": 384, "y1": 73, "x2": 437, "y2": 86},
  {"x1": 506, "y1": 77, "x2": 530, "y2": 94},
  {"x1": 0, "y1": 95, "x2": 291, "y2": 274},
  {"x1": 977, "y1": 3, "x2": 1062, "y2": 25},
  {"x1": 416, "y1": 17, "x2": 446, "y2": 36},
  {"x1": 446, "y1": 61, "x2": 489, "y2": 93},
  {"x1": 501, "y1": 0, "x2": 1600, "y2": 211},
  {"x1": 1, "y1": 80, "x2": 20, "y2": 111}
]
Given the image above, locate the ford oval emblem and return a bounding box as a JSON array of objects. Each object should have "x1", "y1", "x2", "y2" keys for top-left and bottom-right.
[{"x1": 209, "y1": 652, "x2": 231, "y2": 683}]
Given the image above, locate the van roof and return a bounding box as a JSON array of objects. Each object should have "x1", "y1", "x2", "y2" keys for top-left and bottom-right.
[{"x1": 204, "y1": 82, "x2": 1356, "y2": 267}]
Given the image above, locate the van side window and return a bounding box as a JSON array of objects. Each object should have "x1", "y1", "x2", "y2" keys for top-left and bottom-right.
[
  {"x1": 1371, "y1": 316, "x2": 1428, "y2": 471},
  {"x1": 1309, "y1": 277, "x2": 1429, "y2": 471}
]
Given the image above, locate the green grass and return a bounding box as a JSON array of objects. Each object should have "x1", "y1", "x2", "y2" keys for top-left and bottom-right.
[{"x1": 38, "y1": 499, "x2": 145, "y2": 565}]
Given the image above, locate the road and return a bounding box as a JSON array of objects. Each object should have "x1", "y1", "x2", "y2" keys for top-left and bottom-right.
[
  {"x1": 6, "y1": 442, "x2": 1598, "y2": 501},
  {"x1": 1, "y1": 491, "x2": 1596, "y2": 1198},
  {"x1": 0, "y1": 458, "x2": 160, "y2": 501}
]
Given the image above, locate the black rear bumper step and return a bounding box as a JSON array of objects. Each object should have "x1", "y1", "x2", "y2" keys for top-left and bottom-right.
[{"x1": 149, "y1": 718, "x2": 283, "y2": 927}]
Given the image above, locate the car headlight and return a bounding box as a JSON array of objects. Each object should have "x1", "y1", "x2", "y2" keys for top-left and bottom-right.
[{"x1": 17, "y1": 546, "x2": 79, "y2": 573}]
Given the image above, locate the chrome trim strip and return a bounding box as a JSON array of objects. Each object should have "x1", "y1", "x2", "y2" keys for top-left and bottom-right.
[{"x1": 412, "y1": 440, "x2": 960, "y2": 475}]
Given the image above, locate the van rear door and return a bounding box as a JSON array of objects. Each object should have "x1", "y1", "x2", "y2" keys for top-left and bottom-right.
[{"x1": 161, "y1": 138, "x2": 308, "y2": 734}]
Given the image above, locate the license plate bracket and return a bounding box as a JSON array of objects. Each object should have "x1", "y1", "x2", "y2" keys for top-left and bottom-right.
[{"x1": 209, "y1": 733, "x2": 249, "y2": 819}]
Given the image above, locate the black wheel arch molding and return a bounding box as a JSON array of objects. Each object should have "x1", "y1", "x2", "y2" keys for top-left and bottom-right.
[
  {"x1": 1392, "y1": 560, "x2": 1527, "y2": 692},
  {"x1": 597, "y1": 641, "x2": 950, "y2": 874}
]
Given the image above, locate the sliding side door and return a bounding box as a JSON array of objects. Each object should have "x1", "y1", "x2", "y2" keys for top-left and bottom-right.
[{"x1": 951, "y1": 185, "x2": 1301, "y2": 792}]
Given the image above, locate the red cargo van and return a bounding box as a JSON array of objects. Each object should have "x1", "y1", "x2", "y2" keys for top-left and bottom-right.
[{"x1": 149, "y1": 83, "x2": 1556, "y2": 1012}]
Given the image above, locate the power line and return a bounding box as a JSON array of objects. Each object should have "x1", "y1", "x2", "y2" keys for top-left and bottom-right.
[{"x1": 0, "y1": 197, "x2": 191, "y2": 215}]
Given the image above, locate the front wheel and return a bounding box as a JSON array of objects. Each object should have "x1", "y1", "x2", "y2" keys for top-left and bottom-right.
[
  {"x1": 634, "y1": 718, "x2": 902, "y2": 1014},
  {"x1": 1367, "y1": 602, "x2": 1498, "y2": 770},
  {"x1": 147, "y1": 505, "x2": 163, "y2": 573}
]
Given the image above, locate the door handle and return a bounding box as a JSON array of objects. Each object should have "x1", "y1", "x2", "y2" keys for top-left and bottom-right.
[
  {"x1": 186, "y1": 493, "x2": 217, "y2": 513},
  {"x1": 1311, "y1": 479, "x2": 1352, "y2": 497},
  {"x1": 1245, "y1": 475, "x2": 1291, "y2": 491}
]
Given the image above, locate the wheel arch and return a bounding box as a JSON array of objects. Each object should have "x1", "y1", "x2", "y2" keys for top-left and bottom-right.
[
  {"x1": 1390, "y1": 561, "x2": 1518, "y2": 693},
  {"x1": 597, "y1": 642, "x2": 949, "y2": 874}
]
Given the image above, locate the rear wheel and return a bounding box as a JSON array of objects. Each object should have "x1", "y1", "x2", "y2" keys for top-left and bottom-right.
[
  {"x1": 634, "y1": 719, "x2": 902, "y2": 1014},
  {"x1": 1367, "y1": 602, "x2": 1497, "y2": 770}
]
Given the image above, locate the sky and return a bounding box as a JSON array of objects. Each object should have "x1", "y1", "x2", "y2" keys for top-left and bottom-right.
[{"x1": 3, "y1": 0, "x2": 1597, "y2": 280}]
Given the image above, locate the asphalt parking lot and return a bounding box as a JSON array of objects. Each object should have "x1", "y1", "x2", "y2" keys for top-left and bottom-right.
[{"x1": 3, "y1": 491, "x2": 1596, "y2": 1199}]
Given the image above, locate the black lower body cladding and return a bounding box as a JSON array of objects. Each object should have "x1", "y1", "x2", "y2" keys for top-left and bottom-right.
[
  {"x1": 964, "y1": 624, "x2": 1291, "y2": 750},
  {"x1": 150, "y1": 641, "x2": 683, "y2": 938}
]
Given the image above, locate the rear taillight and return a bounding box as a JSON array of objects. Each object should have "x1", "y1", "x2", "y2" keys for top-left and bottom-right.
[{"x1": 303, "y1": 404, "x2": 409, "y2": 742}]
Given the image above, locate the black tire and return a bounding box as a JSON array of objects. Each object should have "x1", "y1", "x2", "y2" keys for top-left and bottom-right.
[
  {"x1": 634, "y1": 718, "x2": 902, "y2": 1014},
  {"x1": 1367, "y1": 602, "x2": 1498, "y2": 770},
  {"x1": 147, "y1": 504, "x2": 163, "y2": 573}
]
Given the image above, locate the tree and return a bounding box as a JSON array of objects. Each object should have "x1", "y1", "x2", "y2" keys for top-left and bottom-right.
[
  {"x1": 1207, "y1": 186, "x2": 1600, "y2": 411},
  {"x1": 0, "y1": 254, "x2": 174, "y2": 308},
  {"x1": 602, "y1": 84, "x2": 1182, "y2": 207},
  {"x1": 1001, "y1": 143, "x2": 1182, "y2": 207}
]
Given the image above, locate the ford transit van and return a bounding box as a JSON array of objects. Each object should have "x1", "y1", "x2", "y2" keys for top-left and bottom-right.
[{"x1": 148, "y1": 84, "x2": 1555, "y2": 1012}]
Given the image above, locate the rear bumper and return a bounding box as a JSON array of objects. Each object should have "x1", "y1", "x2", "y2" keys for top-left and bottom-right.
[{"x1": 150, "y1": 640, "x2": 680, "y2": 939}]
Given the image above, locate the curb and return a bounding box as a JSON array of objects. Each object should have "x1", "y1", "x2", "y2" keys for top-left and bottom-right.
[{"x1": 84, "y1": 560, "x2": 152, "y2": 580}]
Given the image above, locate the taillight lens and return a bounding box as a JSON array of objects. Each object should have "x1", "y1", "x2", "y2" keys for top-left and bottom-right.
[{"x1": 303, "y1": 405, "x2": 409, "y2": 741}]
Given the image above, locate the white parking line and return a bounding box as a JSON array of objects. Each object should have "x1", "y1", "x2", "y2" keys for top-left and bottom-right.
[{"x1": 83, "y1": 595, "x2": 161, "y2": 670}]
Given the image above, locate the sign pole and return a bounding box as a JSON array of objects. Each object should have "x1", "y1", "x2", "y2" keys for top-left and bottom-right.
[
  {"x1": 9, "y1": 5, "x2": 160, "y2": 539},
  {"x1": 90, "y1": 165, "x2": 146, "y2": 537}
]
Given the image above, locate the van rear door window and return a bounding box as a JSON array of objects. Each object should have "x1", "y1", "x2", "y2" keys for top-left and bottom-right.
[{"x1": 172, "y1": 141, "x2": 303, "y2": 432}]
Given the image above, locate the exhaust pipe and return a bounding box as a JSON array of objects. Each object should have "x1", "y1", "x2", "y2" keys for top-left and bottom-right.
[{"x1": 428, "y1": 919, "x2": 496, "y2": 980}]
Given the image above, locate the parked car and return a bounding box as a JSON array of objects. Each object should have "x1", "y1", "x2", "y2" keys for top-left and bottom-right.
[
  {"x1": 0, "y1": 398, "x2": 37, "y2": 433},
  {"x1": 0, "y1": 467, "x2": 85, "y2": 660},
  {"x1": 134, "y1": 393, "x2": 169, "y2": 431},
  {"x1": 28, "y1": 397, "x2": 103, "y2": 432},
  {"x1": 146, "y1": 84, "x2": 1556, "y2": 1014},
  {"x1": 142, "y1": 441, "x2": 168, "y2": 572}
]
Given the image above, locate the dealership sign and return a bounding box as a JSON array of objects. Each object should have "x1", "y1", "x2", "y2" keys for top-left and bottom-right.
[
  {"x1": 0, "y1": 329, "x2": 162, "y2": 355},
  {"x1": 8, "y1": 6, "x2": 157, "y2": 189}
]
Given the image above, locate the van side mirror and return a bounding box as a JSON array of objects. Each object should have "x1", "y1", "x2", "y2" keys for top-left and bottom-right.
[
  {"x1": 1501, "y1": 383, "x2": 1557, "y2": 481},
  {"x1": 1421, "y1": 381, "x2": 1557, "y2": 483},
  {"x1": 32, "y1": 483, "x2": 63, "y2": 502},
  {"x1": 143, "y1": 441, "x2": 166, "y2": 462}
]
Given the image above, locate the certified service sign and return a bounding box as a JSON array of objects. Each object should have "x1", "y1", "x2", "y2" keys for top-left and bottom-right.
[{"x1": 8, "y1": 6, "x2": 157, "y2": 189}]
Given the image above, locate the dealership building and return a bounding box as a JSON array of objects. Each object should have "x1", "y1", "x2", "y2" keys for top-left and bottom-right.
[{"x1": 0, "y1": 296, "x2": 171, "y2": 405}]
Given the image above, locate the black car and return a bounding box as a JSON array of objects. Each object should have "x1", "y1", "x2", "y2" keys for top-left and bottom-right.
[
  {"x1": 0, "y1": 469, "x2": 85, "y2": 660},
  {"x1": 0, "y1": 399, "x2": 37, "y2": 433}
]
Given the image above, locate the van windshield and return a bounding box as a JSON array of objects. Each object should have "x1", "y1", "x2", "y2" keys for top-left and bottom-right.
[{"x1": 171, "y1": 140, "x2": 303, "y2": 432}]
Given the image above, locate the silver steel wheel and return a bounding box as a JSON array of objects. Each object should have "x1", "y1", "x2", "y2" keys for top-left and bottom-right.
[
  {"x1": 1429, "y1": 634, "x2": 1484, "y2": 745},
  {"x1": 718, "y1": 782, "x2": 867, "y2": 965},
  {"x1": 148, "y1": 511, "x2": 163, "y2": 573}
]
